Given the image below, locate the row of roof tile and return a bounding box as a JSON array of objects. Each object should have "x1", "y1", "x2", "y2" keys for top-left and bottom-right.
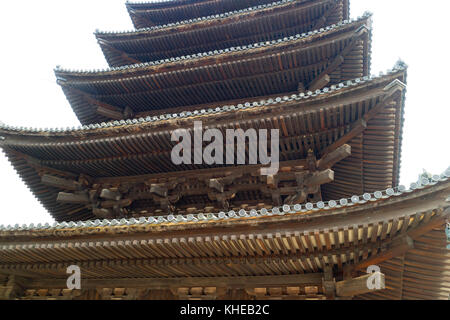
[
  {"x1": 0, "y1": 61, "x2": 406, "y2": 135},
  {"x1": 1, "y1": 167, "x2": 448, "y2": 232},
  {"x1": 98, "y1": 0, "x2": 326, "y2": 35},
  {"x1": 63, "y1": 13, "x2": 371, "y2": 75}
]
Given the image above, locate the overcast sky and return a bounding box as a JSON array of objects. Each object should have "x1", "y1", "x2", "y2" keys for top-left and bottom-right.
[{"x1": 0, "y1": 0, "x2": 448, "y2": 226}]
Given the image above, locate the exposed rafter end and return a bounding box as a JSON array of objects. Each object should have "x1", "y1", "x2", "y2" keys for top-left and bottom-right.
[{"x1": 309, "y1": 74, "x2": 330, "y2": 92}]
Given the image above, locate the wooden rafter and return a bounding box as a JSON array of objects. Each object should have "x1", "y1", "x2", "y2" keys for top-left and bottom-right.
[
  {"x1": 307, "y1": 26, "x2": 369, "y2": 91},
  {"x1": 3, "y1": 147, "x2": 78, "y2": 179},
  {"x1": 97, "y1": 39, "x2": 142, "y2": 65},
  {"x1": 353, "y1": 236, "x2": 414, "y2": 271},
  {"x1": 320, "y1": 79, "x2": 405, "y2": 157},
  {"x1": 312, "y1": 1, "x2": 338, "y2": 31},
  {"x1": 62, "y1": 86, "x2": 126, "y2": 120}
]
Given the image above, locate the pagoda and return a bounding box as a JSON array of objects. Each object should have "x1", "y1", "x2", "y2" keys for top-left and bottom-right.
[{"x1": 0, "y1": 0, "x2": 449, "y2": 300}]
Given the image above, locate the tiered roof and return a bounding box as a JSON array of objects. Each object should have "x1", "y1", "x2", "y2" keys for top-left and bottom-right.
[
  {"x1": 0, "y1": 169, "x2": 448, "y2": 300},
  {"x1": 101, "y1": 0, "x2": 350, "y2": 66},
  {"x1": 1, "y1": 0, "x2": 449, "y2": 301},
  {"x1": 125, "y1": 0, "x2": 349, "y2": 30},
  {"x1": 59, "y1": 15, "x2": 372, "y2": 125},
  {"x1": 1, "y1": 68, "x2": 406, "y2": 222}
]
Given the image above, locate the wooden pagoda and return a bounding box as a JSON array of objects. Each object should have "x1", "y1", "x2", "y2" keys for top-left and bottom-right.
[{"x1": 0, "y1": 0, "x2": 449, "y2": 300}]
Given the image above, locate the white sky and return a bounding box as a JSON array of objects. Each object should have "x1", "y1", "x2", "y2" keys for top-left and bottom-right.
[{"x1": 0, "y1": 0, "x2": 448, "y2": 225}]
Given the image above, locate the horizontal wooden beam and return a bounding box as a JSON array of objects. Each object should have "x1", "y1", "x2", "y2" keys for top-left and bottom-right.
[
  {"x1": 336, "y1": 272, "x2": 385, "y2": 297},
  {"x1": 56, "y1": 192, "x2": 90, "y2": 204},
  {"x1": 96, "y1": 158, "x2": 308, "y2": 185},
  {"x1": 27, "y1": 274, "x2": 324, "y2": 290}
]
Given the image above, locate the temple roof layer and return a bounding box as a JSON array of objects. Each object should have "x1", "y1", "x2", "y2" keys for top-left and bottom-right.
[
  {"x1": 101, "y1": 0, "x2": 351, "y2": 66},
  {"x1": 125, "y1": 0, "x2": 349, "y2": 29},
  {"x1": 0, "y1": 173, "x2": 448, "y2": 300},
  {"x1": 0, "y1": 68, "x2": 407, "y2": 222},
  {"x1": 126, "y1": 0, "x2": 277, "y2": 29},
  {"x1": 58, "y1": 16, "x2": 372, "y2": 125}
]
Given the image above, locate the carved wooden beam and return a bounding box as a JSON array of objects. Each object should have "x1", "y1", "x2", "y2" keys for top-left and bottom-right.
[
  {"x1": 305, "y1": 169, "x2": 334, "y2": 186},
  {"x1": 100, "y1": 198, "x2": 132, "y2": 209},
  {"x1": 316, "y1": 144, "x2": 352, "y2": 170},
  {"x1": 56, "y1": 192, "x2": 90, "y2": 204}
]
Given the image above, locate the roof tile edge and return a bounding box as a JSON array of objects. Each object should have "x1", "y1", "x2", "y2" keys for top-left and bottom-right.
[
  {"x1": 0, "y1": 63, "x2": 406, "y2": 135},
  {"x1": 0, "y1": 166, "x2": 448, "y2": 234}
]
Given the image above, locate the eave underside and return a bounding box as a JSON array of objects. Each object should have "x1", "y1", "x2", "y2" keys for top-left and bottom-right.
[
  {"x1": 356, "y1": 227, "x2": 450, "y2": 300},
  {"x1": 0, "y1": 72, "x2": 406, "y2": 222},
  {"x1": 126, "y1": 0, "x2": 344, "y2": 29},
  {"x1": 0, "y1": 181, "x2": 448, "y2": 300},
  {"x1": 104, "y1": 0, "x2": 350, "y2": 66},
  {"x1": 59, "y1": 18, "x2": 371, "y2": 125}
]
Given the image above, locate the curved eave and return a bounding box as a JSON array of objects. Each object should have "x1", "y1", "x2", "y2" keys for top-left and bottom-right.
[
  {"x1": 57, "y1": 18, "x2": 372, "y2": 125},
  {"x1": 0, "y1": 174, "x2": 448, "y2": 241},
  {"x1": 126, "y1": 0, "x2": 280, "y2": 29},
  {"x1": 104, "y1": 0, "x2": 351, "y2": 65},
  {"x1": 85, "y1": 16, "x2": 370, "y2": 77},
  {"x1": 0, "y1": 176, "x2": 448, "y2": 300},
  {"x1": 0, "y1": 71, "x2": 408, "y2": 222},
  {"x1": 1, "y1": 70, "x2": 404, "y2": 137}
]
